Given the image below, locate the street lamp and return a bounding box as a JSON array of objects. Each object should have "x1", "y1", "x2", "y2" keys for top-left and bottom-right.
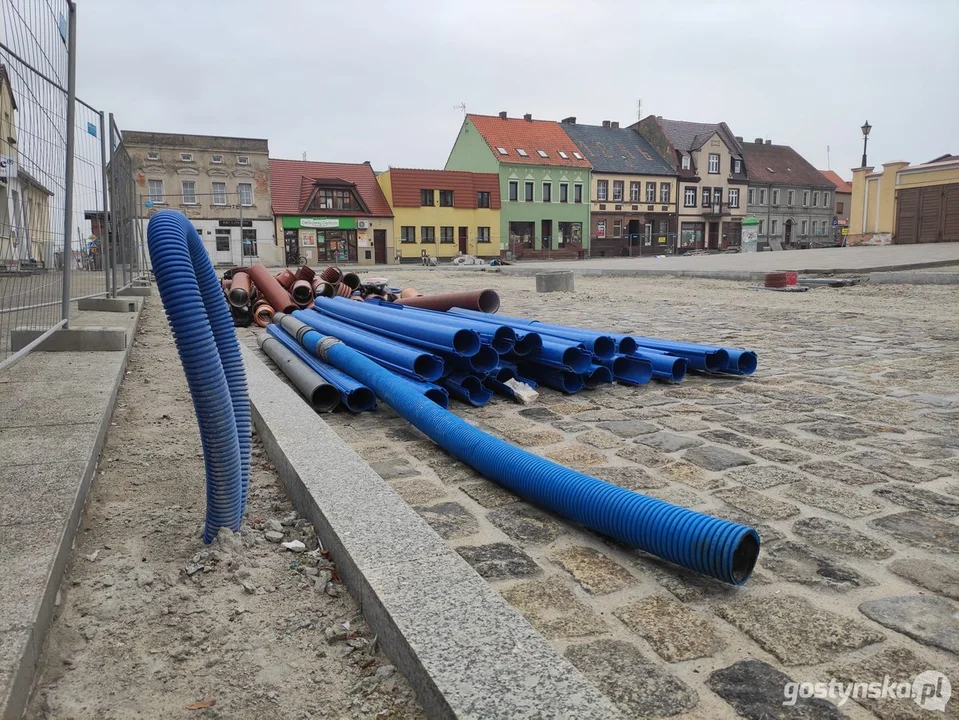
[{"x1": 861, "y1": 121, "x2": 872, "y2": 167}]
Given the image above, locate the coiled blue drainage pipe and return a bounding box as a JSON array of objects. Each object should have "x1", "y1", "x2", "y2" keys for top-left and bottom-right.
[
  {"x1": 146, "y1": 211, "x2": 249, "y2": 542},
  {"x1": 315, "y1": 335, "x2": 760, "y2": 584},
  {"x1": 267, "y1": 324, "x2": 376, "y2": 412},
  {"x1": 630, "y1": 349, "x2": 688, "y2": 382},
  {"x1": 315, "y1": 297, "x2": 482, "y2": 357}
]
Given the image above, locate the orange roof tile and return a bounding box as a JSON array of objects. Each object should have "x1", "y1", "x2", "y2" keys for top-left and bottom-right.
[
  {"x1": 467, "y1": 114, "x2": 591, "y2": 168},
  {"x1": 269, "y1": 158, "x2": 393, "y2": 217},
  {"x1": 819, "y1": 170, "x2": 853, "y2": 194}
]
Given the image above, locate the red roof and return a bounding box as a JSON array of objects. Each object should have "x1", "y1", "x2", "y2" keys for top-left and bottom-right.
[
  {"x1": 742, "y1": 142, "x2": 834, "y2": 187},
  {"x1": 819, "y1": 170, "x2": 853, "y2": 194},
  {"x1": 269, "y1": 158, "x2": 393, "y2": 217},
  {"x1": 386, "y1": 168, "x2": 501, "y2": 209},
  {"x1": 467, "y1": 114, "x2": 591, "y2": 167}
]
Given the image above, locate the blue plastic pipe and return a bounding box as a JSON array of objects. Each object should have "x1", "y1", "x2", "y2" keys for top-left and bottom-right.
[
  {"x1": 367, "y1": 301, "x2": 518, "y2": 355},
  {"x1": 443, "y1": 372, "x2": 493, "y2": 407},
  {"x1": 146, "y1": 211, "x2": 249, "y2": 542},
  {"x1": 267, "y1": 324, "x2": 376, "y2": 412},
  {"x1": 494, "y1": 361, "x2": 538, "y2": 390},
  {"x1": 439, "y1": 344, "x2": 499, "y2": 375},
  {"x1": 583, "y1": 364, "x2": 614, "y2": 389},
  {"x1": 450, "y1": 308, "x2": 619, "y2": 358},
  {"x1": 312, "y1": 334, "x2": 760, "y2": 585},
  {"x1": 630, "y1": 348, "x2": 688, "y2": 382},
  {"x1": 518, "y1": 362, "x2": 586, "y2": 394},
  {"x1": 404, "y1": 379, "x2": 450, "y2": 408},
  {"x1": 598, "y1": 354, "x2": 654, "y2": 385},
  {"x1": 315, "y1": 297, "x2": 482, "y2": 357},
  {"x1": 516, "y1": 337, "x2": 592, "y2": 374}
]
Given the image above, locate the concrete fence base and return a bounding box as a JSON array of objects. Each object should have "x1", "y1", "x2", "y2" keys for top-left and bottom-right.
[{"x1": 535, "y1": 271, "x2": 575, "y2": 292}]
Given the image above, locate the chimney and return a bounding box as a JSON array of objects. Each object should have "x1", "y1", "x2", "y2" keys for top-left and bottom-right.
[
  {"x1": 765, "y1": 139, "x2": 772, "y2": 145},
  {"x1": 754, "y1": 138, "x2": 763, "y2": 144},
  {"x1": 523, "y1": 113, "x2": 532, "y2": 122},
  {"x1": 602, "y1": 120, "x2": 611, "y2": 128},
  {"x1": 499, "y1": 111, "x2": 507, "y2": 120},
  {"x1": 561, "y1": 116, "x2": 576, "y2": 124},
  {"x1": 611, "y1": 121, "x2": 620, "y2": 129},
  {"x1": 735, "y1": 136, "x2": 743, "y2": 142}
]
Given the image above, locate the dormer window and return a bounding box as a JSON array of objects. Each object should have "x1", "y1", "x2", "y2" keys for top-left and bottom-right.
[
  {"x1": 681, "y1": 155, "x2": 691, "y2": 170},
  {"x1": 733, "y1": 159, "x2": 742, "y2": 173}
]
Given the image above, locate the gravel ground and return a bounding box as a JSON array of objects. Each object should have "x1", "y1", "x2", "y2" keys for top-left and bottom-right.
[{"x1": 27, "y1": 292, "x2": 425, "y2": 719}]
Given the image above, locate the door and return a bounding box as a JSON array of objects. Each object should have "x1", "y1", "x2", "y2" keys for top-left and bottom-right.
[
  {"x1": 541, "y1": 219, "x2": 553, "y2": 250},
  {"x1": 784, "y1": 220, "x2": 792, "y2": 246},
  {"x1": 283, "y1": 229, "x2": 299, "y2": 263},
  {"x1": 458, "y1": 226, "x2": 468, "y2": 254},
  {"x1": 215, "y1": 229, "x2": 233, "y2": 265},
  {"x1": 708, "y1": 222, "x2": 719, "y2": 249},
  {"x1": 373, "y1": 229, "x2": 387, "y2": 264}
]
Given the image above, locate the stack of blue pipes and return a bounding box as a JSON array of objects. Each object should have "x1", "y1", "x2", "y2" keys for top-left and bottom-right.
[{"x1": 265, "y1": 295, "x2": 757, "y2": 413}]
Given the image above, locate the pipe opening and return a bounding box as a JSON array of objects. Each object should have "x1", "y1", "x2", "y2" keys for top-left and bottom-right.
[
  {"x1": 491, "y1": 327, "x2": 516, "y2": 354},
  {"x1": 592, "y1": 336, "x2": 616, "y2": 361},
  {"x1": 345, "y1": 387, "x2": 376, "y2": 413},
  {"x1": 228, "y1": 289, "x2": 249, "y2": 308},
  {"x1": 412, "y1": 355, "x2": 444, "y2": 382},
  {"x1": 513, "y1": 332, "x2": 542, "y2": 356},
  {"x1": 561, "y1": 372, "x2": 585, "y2": 394},
  {"x1": 291, "y1": 283, "x2": 314, "y2": 305},
  {"x1": 737, "y1": 351, "x2": 758, "y2": 375},
  {"x1": 583, "y1": 365, "x2": 613, "y2": 389},
  {"x1": 477, "y1": 289, "x2": 501, "y2": 314},
  {"x1": 612, "y1": 356, "x2": 653, "y2": 385},
  {"x1": 425, "y1": 388, "x2": 449, "y2": 408},
  {"x1": 617, "y1": 336, "x2": 638, "y2": 355},
  {"x1": 731, "y1": 531, "x2": 760, "y2": 584},
  {"x1": 342, "y1": 272, "x2": 361, "y2": 290},
  {"x1": 671, "y1": 358, "x2": 688, "y2": 382},
  {"x1": 705, "y1": 349, "x2": 730, "y2": 372},
  {"x1": 311, "y1": 383, "x2": 341, "y2": 413},
  {"x1": 469, "y1": 345, "x2": 499, "y2": 373},
  {"x1": 452, "y1": 329, "x2": 482, "y2": 357},
  {"x1": 493, "y1": 366, "x2": 515, "y2": 382},
  {"x1": 562, "y1": 347, "x2": 591, "y2": 374}
]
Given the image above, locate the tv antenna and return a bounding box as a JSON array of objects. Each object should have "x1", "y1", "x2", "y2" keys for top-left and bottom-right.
[{"x1": 453, "y1": 102, "x2": 467, "y2": 116}]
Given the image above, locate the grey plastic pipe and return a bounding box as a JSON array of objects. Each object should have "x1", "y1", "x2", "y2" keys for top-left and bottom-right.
[{"x1": 258, "y1": 334, "x2": 340, "y2": 412}]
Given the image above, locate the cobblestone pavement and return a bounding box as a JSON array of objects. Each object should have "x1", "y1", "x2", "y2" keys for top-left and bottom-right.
[{"x1": 317, "y1": 271, "x2": 959, "y2": 719}]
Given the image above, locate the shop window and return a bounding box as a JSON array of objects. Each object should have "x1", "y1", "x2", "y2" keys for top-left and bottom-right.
[{"x1": 242, "y1": 228, "x2": 257, "y2": 256}]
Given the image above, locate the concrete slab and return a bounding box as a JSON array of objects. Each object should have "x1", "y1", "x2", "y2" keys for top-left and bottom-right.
[
  {"x1": 77, "y1": 297, "x2": 139, "y2": 313},
  {"x1": 244, "y1": 345, "x2": 621, "y2": 720},
  {"x1": 0, "y1": 463, "x2": 87, "y2": 527},
  {"x1": 117, "y1": 286, "x2": 150, "y2": 297},
  {"x1": 10, "y1": 327, "x2": 127, "y2": 353},
  {"x1": 869, "y1": 270, "x2": 959, "y2": 285}
]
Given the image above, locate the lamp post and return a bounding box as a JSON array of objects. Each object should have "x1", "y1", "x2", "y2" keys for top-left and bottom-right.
[{"x1": 860, "y1": 120, "x2": 872, "y2": 167}]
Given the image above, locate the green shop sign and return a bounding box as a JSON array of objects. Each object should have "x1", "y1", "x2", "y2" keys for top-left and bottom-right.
[{"x1": 281, "y1": 216, "x2": 357, "y2": 230}]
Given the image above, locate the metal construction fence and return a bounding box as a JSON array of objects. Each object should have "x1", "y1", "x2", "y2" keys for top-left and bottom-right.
[{"x1": 0, "y1": 0, "x2": 143, "y2": 371}]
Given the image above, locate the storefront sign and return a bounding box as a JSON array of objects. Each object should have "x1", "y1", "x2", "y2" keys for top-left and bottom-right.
[
  {"x1": 0, "y1": 155, "x2": 16, "y2": 179},
  {"x1": 281, "y1": 216, "x2": 359, "y2": 230},
  {"x1": 301, "y1": 217, "x2": 340, "y2": 229},
  {"x1": 299, "y1": 228, "x2": 317, "y2": 247}
]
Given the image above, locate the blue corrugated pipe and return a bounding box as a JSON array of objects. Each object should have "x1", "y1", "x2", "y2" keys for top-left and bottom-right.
[
  {"x1": 312, "y1": 334, "x2": 760, "y2": 584},
  {"x1": 146, "y1": 211, "x2": 249, "y2": 542},
  {"x1": 292, "y1": 309, "x2": 444, "y2": 382},
  {"x1": 315, "y1": 296, "x2": 482, "y2": 357},
  {"x1": 450, "y1": 308, "x2": 619, "y2": 358},
  {"x1": 370, "y1": 300, "x2": 519, "y2": 355},
  {"x1": 267, "y1": 322, "x2": 376, "y2": 412}
]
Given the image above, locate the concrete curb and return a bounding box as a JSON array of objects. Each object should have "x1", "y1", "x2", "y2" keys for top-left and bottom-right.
[
  {"x1": 868, "y1": 270, "x2": 959, "y2": 285},
  {"x1": 0, "y1": 301, "x2": 145, "y2": 720},
  {"x1": 243, "y1": 345, "x2": 622, "y2": 720}
]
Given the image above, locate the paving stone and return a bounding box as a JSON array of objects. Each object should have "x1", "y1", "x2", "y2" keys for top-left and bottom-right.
[
  {"x1": 631, "y1": 555, "x2": 769, "y2": 602},
  {"x1": 871, "y1": 511, "x2": 959, "y2": 553},
  {"x1": 544, "y1": 444, "x2": 607, "y2": 467},
  {"x1": 707, "y1": 659, "x2": 845, "y2": 720},
  {"x1": 615, "y1": 444, "x2": 671, "y2": 468},
  {"x1": 715, "y1": 595, "x2": 884, "y2": 666},
  {"x1": 634, "y1": 431, "x2": 704, "y2": 453},
  {"x1": 750, "y1": 446, "x2": 812, "y2": 465},
  {"x1": 487, "y1": 504, "x2": 565, "y2": 546},
  {"x1": 760, "y1": 541, "x2": 875, "y2": 591},
  {"x1": 657, "y1": 415, "x2": 710, "y2": 432},
  {"x1": 843, "y1": 450, "x2": 950, "y2": 484},
  {"x1": 613, "y1": 596, "x2": 724, "y2": 662},
  {"x1": 783, "y1": 480, "x2": 886, "y2": 518},
  {"x1": 859, "y1": 595, "x2": 959, "y2": 654},
  {"x1": 726, "y1": 421, "x2": 796, "y2": 441},
  {"x1": 713, "y1": 487, "x2": 800, "y2": 520},
  {"x1": 369, "y1": 457, "x2": 419, "y2": 480},
  {"x1": 683, "y1": 445, "x2": 755, "y2": 471},
  {"x1": 589, "y1": 465, "x2": 667, "y2": 490},
  {"x1": 792, "y1": 517, "x2": 893, "y2": 559},
  {"x1": 645, "y1": 485, "x2": 704, "y2": 508},
  {"x1": 710, "y1": 508, "x2": 785, "y2": 544},
  {"x1": 595, "y1": 419, "x2": 658, "y2": 438},
  {"x1": 425, "y1": 453, "x2": 481, "y2": 485},
  {"x1": 858, "y1": 437, "x2": 956, "y2": 461},
  {"x1": 568, "y1": 408, "x2": 627, "y2": 422},
  {"x1": 873, "y1": 482, "x2": 959, "y2": 518},
  {"x1": 782, "y1": 437, "x2": 851, "y2": 455},
  {"x1": 750, "y1": 410, "x2": 810, "y2": 425},
  {"x1": 549, "y1": 546, "x2": 636, "y2": 595},
  {"x1": 456, "y1": 543, "x2": 541, "y2": 581},
  {"x1": 800, "y1": 459, "x2": 888, "y2": 486},
  {"x1": 413, "y1": 501, "x2": 479, "y2": 540},
  {"x1": 482, "y1": 416, "x2": 538, "y2": 435},
  {"x1": 387, "y1": 476, "x2": 447, "y2": 506},
  {"x1": 551, "y1": 419, "x2": 590, "y2": 433},
  {"x1": 576, "y1": 430, "x2": 626, "y2": 449},
  {"x1": 501, "y1": 576, "x2": 605, "y2": 638},
  {"x1": 517, "y1": 406, "x2": 560, "y2": 421},
  {"x1": 385, "y1": 426, "x2": 428, "y2": 443},
  {"x1": 459, "y1": 480, "x2": 519, "y2": 508},
  {"x1": 565, "y1": 640, "x2": 699, "y2": 718},
  {"x1": 699, "y1": 429, "x2": 761, "y2": 449},
  {"x1": 725, "y1": 465, "x2": 806, "y2": 490},
  {"x1": 888, "y1": 558, "x2": 959, "y2": 600},
  {"x1": 658, "y1": 461, "x2": 725, "y2": 490},
  {"x1": 511, "y1": 428, "x2": 565, "y2": 447}
]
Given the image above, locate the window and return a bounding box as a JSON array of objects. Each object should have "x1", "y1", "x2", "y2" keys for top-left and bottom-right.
[
  {"x1": 242, "y1": 228, "x2": 257, "y2": 257},
  {"x1": 400, "y1": 226, "x2": 416, "y2": 243},
  {"x1": 212, "y1": 182, "x2": 227, "y2": 205},
  {"x1": 612, "y1": 181, "x2": 624, "y2": 202},
  {"x1": 597, "y1": 180, "x2": 608, "y2": 201},
  {"x1": 772, "y1": 189, "x2": 780, "y2": 205},
  {"x1": 597, "y1": 220, "x2": 606, "y2": 238},
  {"x1": 476, "y1": 191, "x2": 490, "y2": 208},
  {"x1": 630, "y1": 182, "x2": 640, "y2": 202},
  {"x1": 439, "y1": 190, "x2": 454, "y2": 207},
  {"x1": 179, "y1": 152, "x2": 193, "y2": 162},
  {"x1": 524, "y1": 181, "x2": 534, "y2": 202},
  {"x1": 787, "y1": 190, "x2": 794, "y2": 206},
  {"x1": 420, "y1": 189, "x2": 434, "y2": 206},
  {"x1": 748, "y1": 188, "x2": 755, "y2": 204},
  {"x1": 681, "y1": 154, "x2": 691, "y2": 170},
  {"x1": 236, "y1": 156, "x2": 249, "y2": 165},
  {"x1": 516, "y1": 148, "x2": 528, "y2": 157},
  {"x1": 560, "y1": 183, "x2": 568, "y2": 203},
  {"x1": 147, "y1": 152, "x2": 159, "y2": 161},
  {"x1": 536, "y1": 150, "x2": 548, "y2": 158},
  {"x1": 572, "y1": 152, "x2": 583, "y2": 160},
  {"x1": 823, "y1": 192, "x2": 830, "y2": 208},
  {"x1": 312, "y1": 189, "x2": 353, "y2": 211},
  {"x1": 836, "y1": 201, "x2": 844, "y2": 214},
  {"x1": 421, "y1": 226, "x2": 436, "y2": 243},
  {"x1": 680, "y1": 222, "x2": 704, "y2": 247},
  {"x1": 684, "y1": 187, "x2": 697, "y2": 207},
  {"x1": 558, "y1": 222, "x2": 582, "y2": 245},
  {"x1": 812, "y1": 191, "x2": 820, "y2": 207},
  {"x1": 211, "y1": 154, "x2": 222, "y2": 164},
  {"x1": 215, "y1": 229, "x2": 230, "y2": 251},
  {"x1": 148, "y1": 179, "x2": 164, "y2": 203},
  {"x1": 508, "y1": 181, "x2": 518, "y2": 202},
  {"x1": 574, "y1": 184, "x2": 583, "y2": 203},
  {"x1": 440, "y1": 226, "x2": 454, "y2": 243},
  {"x1": 728, "y1": 188, "x2": 739, "y2": 208},
  {"x1": 702, "y1": 187, "x2": 711, "y2": 207},
  {"x1": 708, "y1": 153, "x2": 720, "y2": 173},
  {"x1": 646, "y1": 182, "x2": 656, "y2": 203},
  {"x1": 477, "y1": 227, "x2": 491, "y2": 243},
  {"x1": 181, "y1": 180, "x2": 196, "y2": 204},
  {"x1": 660, "y1": 183, "x2": 670, "y2": 204},
  {"x1": 497, "y1": 147, "x2": 508, "y2": 156},
  {"x1": 237, "y1": 183, "x2": 253, "y2": 206},
  {"x1": 613, "y1": 219, "x2": 622, "y2": 238},
  {"x1": 759, "y1": 188, "x2": 767, "y2": 204},
  {"x1": 803, "y1": 190, "x2": 810, "y2": 206},
  {"x1": 771, "y1": 219, "x2": 778, "y2": 235},
  {"x1": 801, "y1": 220, "x2": 808, "y2": 235},
  {"x1": 734, "y1": 159, "x2": 742, "y2": 173},
  {"x1": 558, "y1": 151, "x2": 569, "y2": 159},
  {"x1": 542, "y1": 182, "x2": 552, "y2": 202},
  {"x1": 758, "y1": 219, "x2": 765, "y2": 235},
  {"x1": 713, "y1": 188, "x2": 722, "y2": 205}
]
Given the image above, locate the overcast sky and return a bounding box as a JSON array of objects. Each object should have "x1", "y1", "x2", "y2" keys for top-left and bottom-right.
[{"x1": 78, "y1": 0, "x2": 957, "y2": 179}]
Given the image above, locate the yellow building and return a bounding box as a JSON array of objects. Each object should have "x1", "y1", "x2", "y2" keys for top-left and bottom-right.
[
  {"x1": 849, "y1": 155, "x2": 959, "y2": 245},
  {"x1": 377, "y1": 168, "x2": 501, "y2": 262}
]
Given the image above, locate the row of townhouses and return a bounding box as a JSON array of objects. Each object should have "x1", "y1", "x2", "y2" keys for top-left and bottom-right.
[{"x1": 120, "y1": 111, "x2": 854, "y2": 267}]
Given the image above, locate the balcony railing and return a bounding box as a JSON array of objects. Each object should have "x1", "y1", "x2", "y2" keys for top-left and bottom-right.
[{"x1": 702, "y1": 201, "x2": 724, "y2": 216}]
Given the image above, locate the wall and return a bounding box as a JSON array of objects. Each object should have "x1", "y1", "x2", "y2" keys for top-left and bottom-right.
[
  {"x1": 499, "y1": 165, "x2": 590, "y2": 253},
  {"x1": 590, "y1": 172, "x2": 677, "y2": 255},
  {"x1": 444, "y1": 119, "x2": 500, "y2": 174},
  {"x1": 745, "y1": 184, "x2": 836, "y2": 246},
  {"x1": 848, "y1": 161, "x2": 910, "y2": 244}
]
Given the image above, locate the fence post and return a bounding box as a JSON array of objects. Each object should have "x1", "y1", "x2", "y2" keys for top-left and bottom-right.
[
  {"x1": 108, "y1": 113, "x2": 118, "y2": 295},
  {"x1": 60, "y1": 1, "x2": 78, "y2": 326},
  {"x1": 98, "y1": 110, "x2": 111, "y2": 296}
]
